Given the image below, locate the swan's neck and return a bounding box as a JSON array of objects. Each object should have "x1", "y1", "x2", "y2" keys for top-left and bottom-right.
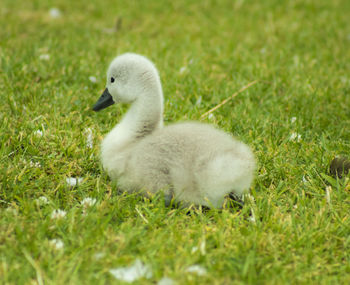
[
  {"x1": 101, "y1": 87, "x2": 163, "y2": 166},
  {"x1": 122, "y1": 88, "x2": 164, "y2": 138}
]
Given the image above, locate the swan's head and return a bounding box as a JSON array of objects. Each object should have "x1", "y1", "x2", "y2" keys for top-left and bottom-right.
[{"x1": 93, "y1": 53, "x2": 161, "y2": 111}]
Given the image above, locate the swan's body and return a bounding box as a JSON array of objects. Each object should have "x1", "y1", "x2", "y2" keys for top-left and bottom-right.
[{"x1": 93, "y1": 53, "x2": 255, "y2": 208}]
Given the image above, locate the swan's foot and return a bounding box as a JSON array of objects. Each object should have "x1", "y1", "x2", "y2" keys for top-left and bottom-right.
[{"x1": 226, "y1": 192, "x2": 244, "y2": 210}]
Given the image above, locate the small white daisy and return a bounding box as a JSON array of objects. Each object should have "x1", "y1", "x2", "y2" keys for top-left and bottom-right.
[
  {"x1": 290, "y1": 117, "x2": 297, "y2": 123},
  {"x1": 49, "y1": 239, "x2": 64, "y2": 250},
  {"x1": 81, "y1": 197, "x2": 97, "y2": 208},
  {"x1": 29, "y1": 161, "x2": 41, "y2": 168},
  {"x1": 289, "y1": 132, "x2": 302, "y2": 142},
  {"x1": 34, "y1": 130, "x2": 43, "y2": 137},
  {"x1": 36, "y1": 196, "x2": 49, "y2": 206},
  {"x1": 51, "y1": 209, "x2": 66, "y2": 219}
]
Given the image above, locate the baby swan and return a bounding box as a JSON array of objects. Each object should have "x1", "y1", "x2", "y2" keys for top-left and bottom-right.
[{"x1": 93, "y1": 53, "x2": 255, "y2": 208}]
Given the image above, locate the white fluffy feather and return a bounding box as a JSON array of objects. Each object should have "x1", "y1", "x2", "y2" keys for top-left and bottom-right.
[{"x1": 98, "y1": 53, "x2": 256, "y2": 208}]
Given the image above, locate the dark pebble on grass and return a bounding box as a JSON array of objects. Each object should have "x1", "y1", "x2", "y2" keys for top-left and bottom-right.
[{"x1": 329, "y1": 156, "x2": 350, "y2": 179}]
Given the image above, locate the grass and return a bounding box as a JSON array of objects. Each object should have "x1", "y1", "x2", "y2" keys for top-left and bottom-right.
[{"x1": 1, "y1": 0, "x2": 350, "y2": 284}]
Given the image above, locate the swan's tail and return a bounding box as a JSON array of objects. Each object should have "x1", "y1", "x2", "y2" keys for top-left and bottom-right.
[
  {"x1": 197, "y1": 145, "x2": 256, "y2": 207},
  {"x1": 170, "y1": 143, "x2": 255, "y2": 208}
]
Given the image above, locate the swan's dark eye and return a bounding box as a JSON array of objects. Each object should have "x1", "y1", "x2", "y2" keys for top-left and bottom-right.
[{"x1": 111, "y1": 77, "x2": 115, "y2": 83}]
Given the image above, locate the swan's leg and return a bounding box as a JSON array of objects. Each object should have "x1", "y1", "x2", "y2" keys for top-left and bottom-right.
[{"x1": 163, "y1": 188, "x2": 175, "y2": 207}]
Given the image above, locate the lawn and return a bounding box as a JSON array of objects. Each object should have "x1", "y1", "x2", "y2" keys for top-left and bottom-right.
[{"x1": 1, "y1": 0, "x2": 350, "y2": 284}]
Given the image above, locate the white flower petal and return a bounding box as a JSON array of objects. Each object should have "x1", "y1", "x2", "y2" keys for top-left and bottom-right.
[
  {"x1": 39, "y1": 54, "x2": 50, "y2": 61},
  {"x1": 84, "y1": 128, "x2": 93, "y2": 148},
  {"x1": 290, "y1": 117, "x2": 297, "y2": 123},
  {"x1": 200, "y1": 240, "x2": 206, "y2": 255},
  {"x1": 29, "y1": 161, "x2": 41, "y2": 168},
  {"x1": 49, "y1": 239, "x2": 64, "y2": 250},
  {"x1": 191, "y1": 246, "x2": 198, "y2": 254},
  {"x1": 49, "y1": 8, "x2": 61, "y2": 19},
  {"x1": 302, "y1": 176, "x2": 308, "y2": 183},
  {"x1": 109, "y1": 259, "x2": 152, "y2": 283},
  {"x1": 195, "y1": 96, "x2": 202, "y2": 106},
  {"x1": 81, "y1": 197, "x2": 97, "y2": 208},
  {"x1": 179, "y1": 66, "x2": 187, "y2": 74},
  {"x1": 66, "y1": 177, "x2": 83, "y2": 186},
  {"x1": 289, "y1": 132, "x2": 302, "y2": 142},
  {"x1": 191, "y1": 240, "x2": 206, "y2": 255},
  {"x1": 186, "y1": 265, "x2": 207, "y2": 276},
  {"x1": 89, "y1": 76, "x2": 97, "y2": 83},
  {"x1": 249, "y1": 208, "x2": 256, "y2": 223},
  {"x1": 36, "y1": 196, "x2": 49, "y2": 206},
  {"x1": 325, "y1": 186, "x2": 332, "y2": 204},
  {"x1": 51, "y1": 209, "x2": 66, "y2": 219},
  {"x1": 34, "y1": 130, "x2": 43, "y2": 137}
]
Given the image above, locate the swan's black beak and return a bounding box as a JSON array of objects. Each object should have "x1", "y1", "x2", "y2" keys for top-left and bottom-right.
[{"x1": 92, "y1": 88, "x2": 115, "y2": 111}]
